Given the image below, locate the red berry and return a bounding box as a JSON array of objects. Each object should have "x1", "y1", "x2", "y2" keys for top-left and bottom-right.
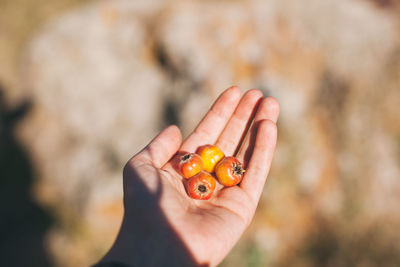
[{"x1": 186, "y1": 171, "x2": 217, "y2": 200}]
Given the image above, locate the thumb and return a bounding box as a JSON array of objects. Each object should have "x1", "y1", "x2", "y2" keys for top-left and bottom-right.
[{"x1": 132, "y1": 125, "x2": 182, "y2": 168}]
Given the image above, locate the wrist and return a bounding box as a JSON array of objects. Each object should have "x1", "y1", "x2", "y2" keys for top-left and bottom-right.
[{"x1": 97, "y1": 217, "x2": 206, "y2": 267}]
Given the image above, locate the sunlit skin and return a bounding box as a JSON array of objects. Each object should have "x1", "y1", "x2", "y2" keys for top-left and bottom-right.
[
  {"x1": 179, "y1": 153, "x2": 203, "y2": 178},
  {"x1": 196, "y1": 145, "x2": 225, "y2": 173},
  {"x1": 186, "y1": 171, "x2": 217, "y2": 200},
  {"x1": 215, "y1": 156, "x2": 245, "y2": 187},
  {"x1": 100, "y1": 87, "x2": 280, "y2": 266}
]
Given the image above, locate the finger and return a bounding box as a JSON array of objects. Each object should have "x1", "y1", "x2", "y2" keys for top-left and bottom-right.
[
  {"x1": 215, "y1": 89, "x2": 263, "y2": 156},
  {"x1": 236, "y1": 97, "x2": 280, "y2": 164},
  {"x1": 240, "y1": 119, "x2": 277, "y2": 203},
  {"x1": 132, "y1": 125, "x2": 182, "y2": 168},
  {"x1": 180, "y1": 86, "x2": 241, "y2": 152}
]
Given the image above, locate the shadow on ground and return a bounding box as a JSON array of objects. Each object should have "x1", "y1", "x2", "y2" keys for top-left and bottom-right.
[
  {"x1": 0, "y1": 85, "x2": 206, "y2": 267},
  {"x1": 0, "y1": 85, "x2": 54, "y2": 267}
]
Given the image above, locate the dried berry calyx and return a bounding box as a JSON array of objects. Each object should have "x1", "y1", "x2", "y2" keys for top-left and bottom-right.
[{"x1": 232, "y1": 162, "x2": 245, "y2": 176}]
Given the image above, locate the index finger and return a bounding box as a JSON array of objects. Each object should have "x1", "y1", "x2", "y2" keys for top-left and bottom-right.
[{"x1": 180, "y1": 86, "x2": 241, "y2": 152}]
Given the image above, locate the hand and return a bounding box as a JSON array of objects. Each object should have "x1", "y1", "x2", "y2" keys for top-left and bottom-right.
[{"x1": 98, "y1": 87, "x2": 280, "y2": 267}]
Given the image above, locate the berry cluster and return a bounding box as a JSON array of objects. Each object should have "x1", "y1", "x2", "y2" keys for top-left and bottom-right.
[{"x1": 178, "y1": 145, "x2": 245, "y2": 200}]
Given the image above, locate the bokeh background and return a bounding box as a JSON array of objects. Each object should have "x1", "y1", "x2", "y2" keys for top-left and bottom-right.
[{"x1": 1, "y1": 0, "x2": 400, "y2": 266}]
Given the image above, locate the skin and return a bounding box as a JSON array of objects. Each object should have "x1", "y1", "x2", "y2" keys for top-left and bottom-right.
[{"x1": 98, "y1": 86, "x2": 280, "y2": 267}]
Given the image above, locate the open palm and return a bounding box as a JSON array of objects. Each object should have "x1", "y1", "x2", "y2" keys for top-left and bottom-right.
[{"x1": 100, "y1": 87, "x2": 280, "y2": 267}]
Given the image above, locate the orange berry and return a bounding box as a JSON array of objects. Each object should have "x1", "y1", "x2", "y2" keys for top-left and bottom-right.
[
  {"x1": 196, "y1": 145, "x2": 224, "y2": 173},
  {"x1": 215, "y1": 156, "x2": 245, "y2": 187},
  {"x1": 179, "y1": 153, "x2": 203, "y2": 178}
]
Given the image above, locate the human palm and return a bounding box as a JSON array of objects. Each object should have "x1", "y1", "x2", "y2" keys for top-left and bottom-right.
[{"x1": 100, "y1": 87, "x2": 279, "y2": 267}]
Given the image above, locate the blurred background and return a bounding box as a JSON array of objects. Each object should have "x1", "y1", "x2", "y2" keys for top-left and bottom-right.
[{"x1": 1, "y1": 0, "x2": 400, "y2": 266}]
